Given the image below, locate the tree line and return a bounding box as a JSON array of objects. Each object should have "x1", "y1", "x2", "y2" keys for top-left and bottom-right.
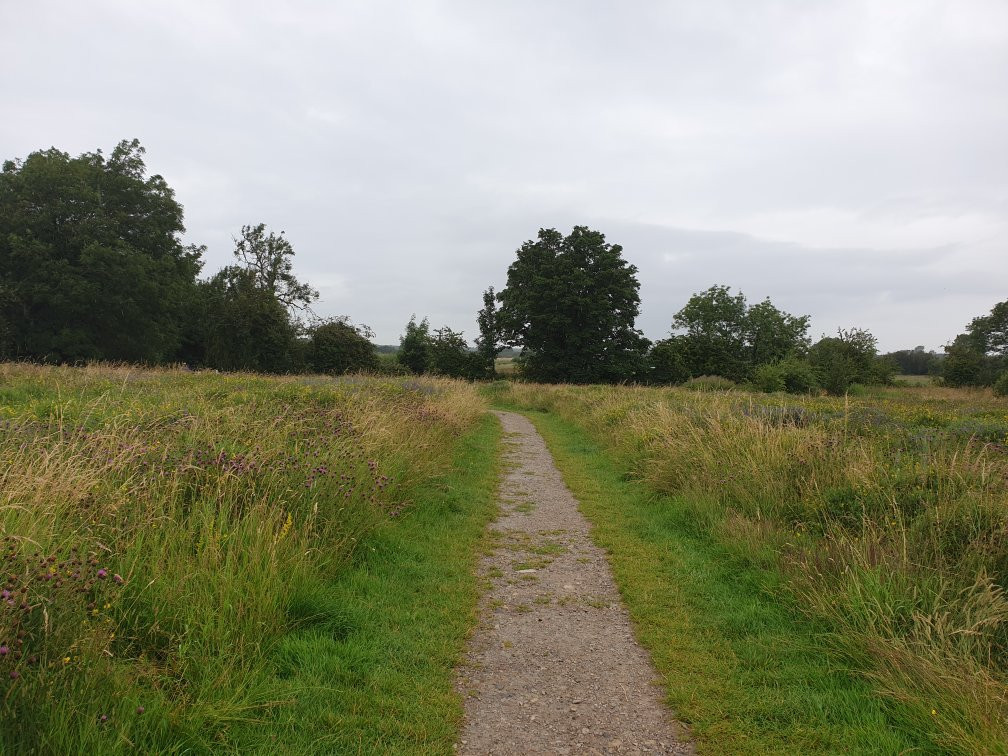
[{"x1": 1, "y1": 140, "x2": 1004, "y2": 394}]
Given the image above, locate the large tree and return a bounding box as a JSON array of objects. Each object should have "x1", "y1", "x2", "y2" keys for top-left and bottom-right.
[
  {"x1": 497, "y1": 227, "x2": 648, "y2": 383},
  {"x1": 942, "y1": 300, "x2": 1008, "y2": 387},
  {"x1": 665, "y1": 286, "x2": 809, "y2": 382},
  {"x1": 0, "y1": 140, "x2": 203, "y2": 362}
]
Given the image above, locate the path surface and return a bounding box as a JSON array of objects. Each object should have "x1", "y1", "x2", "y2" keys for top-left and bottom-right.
[{"x1": 455, "y1": 411, "x2": 692, "y2": 755}]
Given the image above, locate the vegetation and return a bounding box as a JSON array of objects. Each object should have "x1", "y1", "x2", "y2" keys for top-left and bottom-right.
[
  {"x1": 494, "y1": 226, "x2": 649, "y2": 383},
  {"x1": 489, "y1": 379, "x2": 1008, "y2": 753},
  {"x1": 651, "y1": 285, "x2": 810, "y2": 384},
  {"x1": 509, "y1": 407, "x2": 919, "y2": 753},
  {"x1": 0, "y1": 364, "x2": 497, "y2": 752},
  {"x1": 942, "y1": 300, "x2": 1008, "y2": 388}
]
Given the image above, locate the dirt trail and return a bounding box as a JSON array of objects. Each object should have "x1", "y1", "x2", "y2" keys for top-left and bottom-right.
[{"x1": 455, "y1": 411, "x2": 693, "y2": 755}]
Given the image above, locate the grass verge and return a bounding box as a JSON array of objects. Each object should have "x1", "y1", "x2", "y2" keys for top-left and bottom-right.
[
  {"x1": 516, "y1": 408, "x2": 922, "y2": 755},
  {"x1": 235, "y1": 412, "x2": 502, "y2": 753}
]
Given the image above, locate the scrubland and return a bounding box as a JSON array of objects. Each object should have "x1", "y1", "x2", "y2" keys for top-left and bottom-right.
[
  {"x1": 0, "y1": 363, "x2": 496, "y2": 753},
  {"x1": 491, "y1": 380, "x2": 1008, "y2": 754}
]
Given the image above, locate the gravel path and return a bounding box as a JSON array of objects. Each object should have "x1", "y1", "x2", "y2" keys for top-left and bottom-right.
[{"x1": 455, "y1": 411, "x2": 693, "y2": 755}]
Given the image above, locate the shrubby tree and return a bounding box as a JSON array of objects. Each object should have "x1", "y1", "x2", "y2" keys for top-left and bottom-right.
[
  {"x1": 310, "y1": 317, "x2": 377, "y2": 375},
  {"x1": 398, "y1": 316, "x2": 431, "y2": 375},
  {"x1": 659, "y1": 285, "x2": 810, "y2": 383},
  {"x1": 0, "y1": 140, "x2": 203, "y2": 362},
  {"x1": 429, "y1": 326, "x2": 482, "y2": 379},
  {"x1": 646, "y1": 338, "x2": 690, "y2": 384},
  {"x1": 943, "y1": 300, "x2": 1008, "y2": 387},
  {"x1": 199, "y1": 267, "x2": 295, "y2": 373},
  {"x1": 496, "y1": 227, "x2": 649, "y2": 383},
  {"x1": 808, "y1": 328, "x2": 892, "y2": 395},
  {"x1": 475, "y1": 287, "x2": 502, "y2": 378}
]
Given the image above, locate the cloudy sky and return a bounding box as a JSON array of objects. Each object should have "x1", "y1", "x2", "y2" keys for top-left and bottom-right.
[{"x1": 4, "y1": 1, "x2": 1006, "y2": 349}]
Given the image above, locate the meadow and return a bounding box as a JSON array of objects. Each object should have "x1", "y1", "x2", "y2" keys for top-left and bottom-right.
[
  {"x1": 489, "y1": 380, "x2": 1008, "y2": 753},
  {"x1": 0, "y1": 364, "x2": 498, "y2": 753}
]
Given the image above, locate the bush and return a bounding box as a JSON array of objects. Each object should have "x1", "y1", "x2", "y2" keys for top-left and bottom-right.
[
  {"x1": 754, "y1": 358, "x2": 820, "y2": 394},
  {"x1": 683, "y1": 375, "x2": 736, "y2": 392},
  {"x1": 310, "y1": 318, "x2": 377, "y2": 375},
  {"x1": 994, "y1": 372, "x2": 1008, "y2": 397}
]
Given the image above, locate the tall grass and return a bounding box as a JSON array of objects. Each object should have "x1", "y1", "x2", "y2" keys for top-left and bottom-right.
[
  {"x1": 0, "y1": 363, "x2": 485, "y2": 752},
  {"x1": 490, "y1": 380, "x2": 1008, "y2": 752}
]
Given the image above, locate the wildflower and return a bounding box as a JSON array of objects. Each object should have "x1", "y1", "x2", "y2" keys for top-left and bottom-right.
[
  {"x1": 0, "y1": 645, "x2": 7, "y2": 656},
  {"x1": 9, "y1": 670, "x2": 18, "y2": 680},
  {"x1": 99, "y1": 714, "x2": 108, "y2": 723},
  {"x1": 96, "y1": 569, "x2": 108, "y2": 579},
  {"x1": 112, "y1": 574, "x2": 124, "y2": 585},
  {"x1": 136, "y1": 705, "x2": 145, "y2": 714},
  {"x1": 62, "y1": 656, "x2": 70, "y2": 664}
]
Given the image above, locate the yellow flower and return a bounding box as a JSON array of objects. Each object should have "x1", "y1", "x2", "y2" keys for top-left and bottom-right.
[
  {"x1": 62, "y1": 656, "x2": 70, "y2": 664},
  {"x1": 931, "y1": 709, "x2": 937, "y2": 717}
]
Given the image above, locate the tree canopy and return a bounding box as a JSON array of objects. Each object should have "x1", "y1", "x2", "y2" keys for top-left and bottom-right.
[
  {"x1": 0, "y1": 140, "x2": 203, "y2": 362},
  {"x1": 496, "y1": 226, "x2": 648, "y2": 383},
  {"x1": 653, "y1": 286, "x2": 810, "y2": 383}
]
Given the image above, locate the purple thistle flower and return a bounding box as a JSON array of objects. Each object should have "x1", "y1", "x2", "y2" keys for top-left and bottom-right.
[
  {"x1": 97, "y1": 569, "x2": 108, "y2": 579},
  {"x1": 0, "y1": 645, "x2": 8, "y2": 656},
  {"x1": 113, "y1": 574, "x2": 124, "y2": 585}
]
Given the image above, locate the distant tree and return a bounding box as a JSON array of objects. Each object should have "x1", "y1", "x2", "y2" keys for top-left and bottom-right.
[
  {"x1": 398, "y1": 316, "x2": 431, "y2": 375},
  {"x1": 670, "y1": 286, "x2": 749, "y2": 381},
  {"x1": 808, "y1": 328, "x2": 889, "y2": 395},
  {"x1": 969, "y1": 300, "x2": 1008, "y2": 358},
  {"x1": 475, "y1": 286, "x2": 502, "y2": 378},
  {"x1": 943, "y1": 334, "x2": 995, "y2": 387},
  {"x1": 199, "y1": 266, "x2": 295, "y2": 373},
  {"x1": 646, "y1": 338, "x2": 690, "y2": 384},
  {"x1": 310, "y1": 317, "x2": 377, "y2": 375},
  {"x1": 429, "y1": 326, "x2": 481, "y2": 379},
  {"x1": 233, "y1": 223, "x2": 318, "y2": 313},
  {"x1": 745, "y1": 299, "x2": 811, "y2": 366},
  {"x1": 664, "y1": 286, "x2": 809, "y2": 383},
  {"x1": 497, "y1": 226, "x2": 649, "y2": 383},
  {"x1": 942, "y1": 300, "x2": 1008, "y2": 387},
  {"x1": 0, "y1": 139, "x2": 203, "y2": 362},
  {"x1": 884, "y1": 346, "x2": 943, "y2": 376}
]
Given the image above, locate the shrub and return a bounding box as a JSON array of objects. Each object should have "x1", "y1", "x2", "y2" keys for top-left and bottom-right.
[
  {"x1": 310, "y1": 318, "x2": 377, "y2": 375},
  {"x1": 754, "y1": 358, "x2": 820, "y2": 394},
  {"x1": 994, "y1": 372, "x2": 1008, "y2": 397},
  {"x1": 683, "y1": 375, "x2": 736, "y2": 392}
]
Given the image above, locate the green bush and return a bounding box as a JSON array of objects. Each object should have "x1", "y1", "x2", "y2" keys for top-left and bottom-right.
[
  {"x1": 994, "y1": 372, "x2": 1008, "y2": 397},
  {"x1": 754, "y1": 358, "x2": 820, "y2": 394},
  {"x1": 683, "y1": 375, "x2": 736, "y2": 392}
]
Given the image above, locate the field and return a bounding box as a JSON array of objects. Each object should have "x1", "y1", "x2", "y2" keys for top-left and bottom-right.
[
  {"x1": 489, "y1": 380, "x2": 1008, "y2": 753},
  {"x1": 4, "y1": 363, "x2": 1008, "y2": 754},
  {"x1": 0, "y1": 364, "x2": 499, "y2": 753}
]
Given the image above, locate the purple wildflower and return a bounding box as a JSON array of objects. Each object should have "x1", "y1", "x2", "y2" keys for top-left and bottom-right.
[{"x1": 96, "y1": 569, "x2": 108, "y2": 579}]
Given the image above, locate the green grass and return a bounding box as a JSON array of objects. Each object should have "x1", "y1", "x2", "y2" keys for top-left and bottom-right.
[
  {"x1": 237, "y1": 414, "x2": 501, "y2": 753},
  {"x1": 0, "y1": 364, "x2": 496, "y2": 753},
  {"x1": 517, "y1": 408, "x2": 922, "y2": 755}
]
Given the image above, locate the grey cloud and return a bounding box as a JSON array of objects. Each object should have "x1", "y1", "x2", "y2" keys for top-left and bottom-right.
[{"x1": 2, "y1": 0, "x2": 1005, "y2": 352}]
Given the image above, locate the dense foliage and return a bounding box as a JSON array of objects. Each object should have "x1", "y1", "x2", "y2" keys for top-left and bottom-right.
[
  {"x1": 496, "y1": 227, "x2": 649, "y2": 383},
  {"x1": 0, "y1": 140, "x2": 203, "y2": 363},
  {"x1": 650, "y1": 285, "x2": 810, "y2": 384},
  {"x1": 942, "y1": 300, "x2": 1008, "y2": 387}
]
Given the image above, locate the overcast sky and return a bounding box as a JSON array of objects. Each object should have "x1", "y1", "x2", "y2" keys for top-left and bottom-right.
[{"x1": 4, "y1": 1, "x2": 1006, "y2": 350}]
